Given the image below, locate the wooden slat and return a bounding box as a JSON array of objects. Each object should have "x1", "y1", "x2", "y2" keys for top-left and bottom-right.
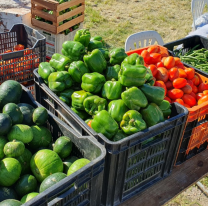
[
  {"x1": 120, "y1": 149, "x2": 208, "y2": 206},
  {"x1": 57, "y1": 5, "x2": 85, "y2": 23},
  {"x1": 57, "y1": 14, "x2": 84, "y2": 33},
  {"x1": 57, "y1": 0, "x2": 85, "y2": 12},
  {"x1": 32, "y1": 0, "x2": 58, "y2": 10},
  {"x1": 31, "y1": 18, "x2": 57, "y2": 33},
  {"x1": 31, "y1": 8, "x2": 57, "y2": 22}
]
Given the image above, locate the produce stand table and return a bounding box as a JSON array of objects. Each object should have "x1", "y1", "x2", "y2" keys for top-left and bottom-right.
[{"x1": 120, "y1": 149, "x2": 208, "y2": 206}]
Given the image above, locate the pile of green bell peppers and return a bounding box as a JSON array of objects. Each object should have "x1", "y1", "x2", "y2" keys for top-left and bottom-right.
[{"x1": 38, "y1": 28, "x2": 171, "y2": 142}]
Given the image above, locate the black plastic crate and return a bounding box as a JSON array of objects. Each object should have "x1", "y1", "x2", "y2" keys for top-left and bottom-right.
[
  {"x1": 34, "y1": 69, "x2": 188, "y2": 206},
  {"x1": 18, "y1": 86, "x2": 106, "y2": 206},
  {"x1": 0, "y1": 24, "x2": 46, "y2": 83}
]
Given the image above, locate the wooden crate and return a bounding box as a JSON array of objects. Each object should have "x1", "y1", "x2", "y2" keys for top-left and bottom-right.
[{"x1": 31, "y1": 0, "x2": 85, "y2": 34}]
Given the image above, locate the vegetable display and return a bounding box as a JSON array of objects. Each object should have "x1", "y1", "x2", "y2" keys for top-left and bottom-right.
[
  {"x1": 0, "y1": 80, "x2": 90, "y2": 203},
  {"x1": 38, "y1": 29, "x2": 172, "y2": 142},
  {"x1": 139, "y1": 45, "x2": 208, "y2": 108}
]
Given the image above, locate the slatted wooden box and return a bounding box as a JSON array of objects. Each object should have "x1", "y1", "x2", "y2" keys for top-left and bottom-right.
[{"x1": 31, "y1": 0, "x2": 85, "y2": 34}]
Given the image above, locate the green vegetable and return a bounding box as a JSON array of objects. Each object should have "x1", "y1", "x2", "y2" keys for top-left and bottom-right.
[
  {"x1": 109, "y1": 48, "x2": 128, "y2": 65},
  {"x1": 0, "y1": 137, "x2": 7, "y2": 160},
  {"x1": 118, "y1": 63, "x2": 147, "y2": 87},
  {"x1": 88, "y1": 40, "x2": 103, "y2": 52},
  {"x1": 145, "y1": 68, "x2": 154, "y2": 83},
  {"x1": 81, "y1": 72, "x2": 106, "y2": 93},
  {"x1": 74, "y1": 29, "x2": 91, "y2": 47},
  {"x1": 84, "y1": 49, "x2": 107, "y2": 73},
  {"x1": 121, "y1": 87, "x2": 148, "y2": 110},
  {"x1": 49, "y1": 53, "x2": 71, "y2": 71},
  {"x1": 91, "y1": 36, "x2": 106, "y2": 46},
  {"x1": 102, "y1": 80, "x2": 122, "y2": 100},
  {"x1": 71, "y1": 90, "x2": 93, "y2": 110},
  {"x1": 140, "y1": 84, "x2": 165, "y2": 105},
  {"x1": 4, "y1": 140, "x2": 25, "y2": 158},
  {"x1": 108, "y1": 99, "x2": 128, "y2": 122},
  {"x1": 68, "y1": 61, "x2": 90, "y2": 83},
  {"x1": 0, "y1": 199, "x2": 22, "y2": 206},
  {"x1": 48, "y1": 71, "x2": 73, "y2": 92},
  {"x1": 158, "y1": 100, "x2": 171, "y2": 118},
  {"x1": 98, "y1": 48, "x2": 110, "y2": 61},
  {"x1": 106, "y1": 65, "x2": 121, "y2": 80},
  {"x1": 71, "y1": 107, "x2": 90, "y2": 120},
  {"x1": 122, "y1": 53, "x2": 144, "y2": 65},
  {"x1": 63, "y1": 156, "x2": 78, "y2": 173},
  {"x1": 120, "y1": 110, "x2": 146, "y2": 135},
  {"x1": 141, "y1": 103, "x2": 165, "y2": 127},
  {"x1": 32, "y1": 107, "x2": 48, "y2": 126},
  {"x1": 20, "y1": 192, "x2": 39, "y2": 203},
  {"x1": 91, "y1": 110, "x2": 119, "y2": 139},
  {"x1": 38, "y1": 62, "x2": 56, "y2": 81},
  {"x1": 62, "y1": 41, "x2": 85, "y2": 62},
  {"x1": 18, "y1": 103, "x2": 34, "y2": 126},
  {"x1": 0, "y1": 113, "x2": 12, "y2": 135},
  {"x1": 83, "y1": 95, "x2": 107, "y2": 115},
  {"x1": 112, "y1": 130, "x2": 127, "y2": 141}
]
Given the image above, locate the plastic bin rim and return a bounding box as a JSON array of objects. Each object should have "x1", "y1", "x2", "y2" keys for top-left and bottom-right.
[
  {"x1": 23, "y1": 85, "x2": 106, "y2": 167},
  {"x1": 34, "y1": 68, "x2": 189, "y2": 145}
]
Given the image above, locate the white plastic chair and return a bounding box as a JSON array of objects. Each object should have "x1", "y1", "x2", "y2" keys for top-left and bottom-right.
[
  {"x1": 125, "y1": 31, "x2": 164, "y2": 52},
  {"x1": 191, "y1": 0, "x2": 208, "y2": 30}
]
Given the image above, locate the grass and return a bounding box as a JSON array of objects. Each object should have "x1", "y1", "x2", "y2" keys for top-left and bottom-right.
[{"x1": 84, "y1": 0, "x2": 193, "y2": 48}]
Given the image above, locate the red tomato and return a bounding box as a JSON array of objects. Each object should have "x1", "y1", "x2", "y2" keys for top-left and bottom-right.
[
  {"x1": 196, "y1": 93, "x2": 205, "y2": 101},
  {"x1": 173, "y1": 98, "x2": 184, "y2": 106},
  {"x1": 169, "y1": 67, "x2": 179, "y2": 81},
  {"x1": 164, "y1": 96, "x2": 171, "y2": 103},
  {"x1": 190, "y1": 92, "x2": 197, "y2": 99},
  {"x1": 198, "y1": 83, "x2": 208, "y2": 93},
  {"x1": 156, "y1": 67, "x2": 169, "y2": 82},
  {"x1": 181, "y1": 84, "x2": 192, "y2": 94},
  {"x1": 184, "y1": 103, "x2": 191, "y2": 108},
  {"x1": 154, "y1": 81, "x2": 167, "y2": 95},
  {"x1": 164, "y1": 56, "x2": 175, "y2": 69},
  {"x1": 161, "y1": 57, "x2": 167, "y2": 64},
  {"x1": 187, "y1": 80, "x2": 194, "y2": 88},
  {"x1": 173, "y1": 78, "x2": 187, "y2": 89},
  {"x1": 198, "y1": 95, "x2": 208, "y2": 105},
  {"x1": 191, "y1": 75, "x2": 200, "y2": 86},
  {"x1": 192, "y1": 85, "x2": 198, "y2": 93},
  {"x1": 149, "y1": 53, "x2": 161, "y2": 64},
  {"x1": 156, "y1": 62, "x2": 164, "y2": 68},
  {"x1": 177, "y1": 62, "x2": 185, "y2": 69},
  {"x1": 148, "y1": 64, "x2": 157, "y2": 77},
  {"x1": 168, "y1": 89, "x2": 184, "y2": 99},
  {"x1": 184, "y1": 68, "x2": 195, "y2": 79},
  {"x1": 141, "y1": 50, "x2": 150, "y2": 63},
  {"x1": 147, "y1": 45, "x2": 160, "y2": 54},
  {"x1": 178, "y1": 68, "x2": 187, "y2": 78},
  {"x1": 174, "y1": 57, "x2": 181, "y2": 66},
  {"x1": 165, "y1": 81, "x2": 173, "y2": 90},
  {"x1": 182, "y1": 94, "x2": 196, "y2": 107}
]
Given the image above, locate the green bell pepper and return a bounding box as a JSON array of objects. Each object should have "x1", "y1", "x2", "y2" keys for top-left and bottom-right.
[
  {"x1": 71, "y1": 107, "x2": 90, "y2": 120},
  {"x1": 88, "y1": 40, "x2": 103, "y2": 52},
  {"x1": 71, "y1": 90, "x2": 93, "y2": 110},
  {"x1": 112, "y1": 129, "x2": 127, "y2": 142},
  {"x1": 83, "y1": 95, "x2": 107, "y2": 116},
  {"x1": 81, "y1": 72, "x2": 106, "y2": 94},
  {"x1": 68, "y1": 61, "x2": 90, "y2": 83},
  {"x1": 122, "y1": 53, "x2": 144, "y2": 65},
  {"x1": 91, "y1": 110, "x2": 119, "y2": 139},
  {"x1": 62, "y1": 41, "x2": 85, "y2": 62},
  {"x1": 140, "y1": 84, "x2": 165, "y2": 105},
  {"x1": 146, "y1": 78, "x2": 156, "y2": 86},
  {"x1": 120, "y1": 110, "x2": 147, "y2": 135},
  {"x1": 118, "y1": 63, "x2": 147, "y2": 87},
  {"x1": 98, "y1": 48, "x2": 110, "y2": 61},
  {"x1": 102, "y1": 80, "x2": 122, "y2": 100},
  {"x1": 59, "y1": 96, "x2": 70, "y2": 105},
  {"x1": 74, "y1": 29, "x2": 91, "y2": 47},
  {"x1": 121, "y1": 87, "x2": 148, "y2": 111},
  {"x1": 108, "y1": 99, "x2": 128, "y2": 122},
  {"x1": 59, "y1": 88, "x2": 74, "y2": 105},
  {"x1": 141, "y1": 103, "x2": 165, "y2": 127},
  {"x1": 145, "y1": 68, "x2": 154, "y2": 82},
  {"x1": 158, "y1": 100, "x2": 171, "y2": 118},
  {"x1": 83, "y1": 49, "x2": 107, "y2": 73},
  {"x1": 48, "y1": 71, "x2": 73, "y2": 92},
  {"x1": 109, "y1": 48, "x2": 128, "y2": 65},
  {"x1": 49, "y1": 54, "x2": 71, "y2": 71},
  {"x1": 105, "y1": 65, "x2": 121, "y2": 81},
  {"x1": 38, "y1": 62, "x2": 56, "y2": 82},
  {"x1": 90, "y1": 36, "x2": 106, "y2": 47}
]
